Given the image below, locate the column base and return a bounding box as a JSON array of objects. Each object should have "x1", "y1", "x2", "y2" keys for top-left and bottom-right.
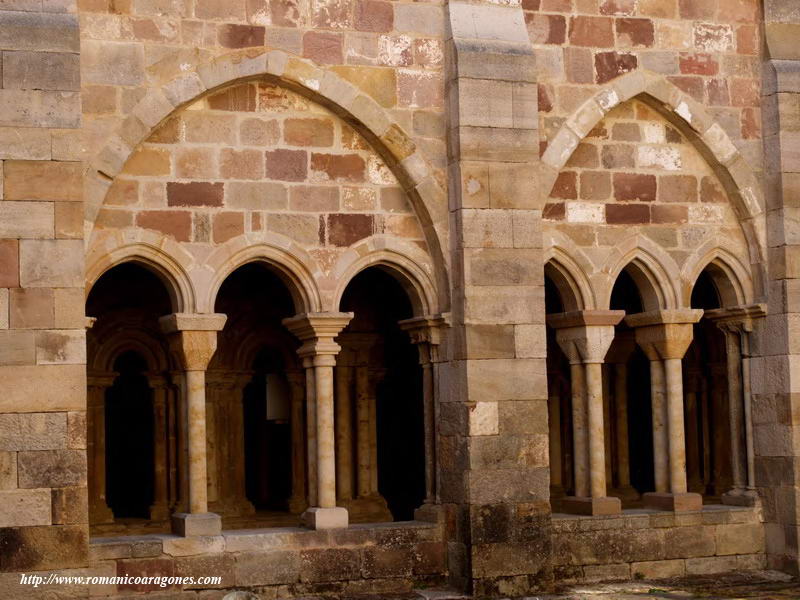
[
  {"x1": 643, "y1": 492, "x2": 703, "y2": 512},
  {"x1": 346, "y1": 494, "x2": 393, "y2": 523},
  {"x1": 90, "y1": 502, "x2": 115, "y2": 525},
  {"x1": 302, "y1": 507, "x2": 349, "y2": 530},
  {"x1": 149, "y1": 502, "x2": 170, "y2": 521},
  {"x1": 721, "y1": 489, "x2": 760, "y2": 507},
  {"x1": 562, "y1": 496, "x2": 622, "y2": 516},
  {"x1": 610, "y1": 485, "x2": 640, "y2": 503},
  {"x1": 171, "y1": 512, "x2": 222, "y2": 537},
  {"x1": 413, "y1": 502, "x2": 443, "y2": 524}
]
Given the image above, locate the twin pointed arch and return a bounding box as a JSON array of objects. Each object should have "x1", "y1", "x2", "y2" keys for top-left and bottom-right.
[
  {"x1": 681, "y1": 238, "x2": 755, "y2": 308},
  {"x1": 540, "y1": 69, "x2": 766, "y2": 298},
  {"x1": 85, "y1": 48, "x2": 450, "y2": 313}
]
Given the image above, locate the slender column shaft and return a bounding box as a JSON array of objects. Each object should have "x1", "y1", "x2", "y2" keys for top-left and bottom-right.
[
  {"x1": 304, "y1": 358, "x2": 318, "y2": 506},
  {"x1": 614, "y1": 363, "x2": 631, "y2": 487},
  {"x1": 151, "y1": 383, "x2": 169, "y2": 516},
  {"x1": 205, "y1": 384, "x2": 219, "y2": 504},
  {"x1": 167, "y1": 378, "x2": 179, "y2": 510},
  {"x1": 602, "y1": 364, "x2": 613, "y2": 484},
  {"x1": 288, "y1": 372, "x2": 307, "y2": 509},
  {"x1": 335, "y1": 366, "x2": 353, "y2": 501},
  {"x1": 548, "y1": 390, "x2": 562, "y2": 489},
  {"x1": 369, "y1": 382, "x2": 379, "y2": 495},
  {"x1": 314, "y1": 357, "x2": 337, "y2": 509},
  {"x1": 570, "y1": 363, "x2": 588, "y2": 498},
  {"x1": 650, "y1": 359, "x2": 669, "y2": 493},
  {"x1": 356, "y1": 365, "x2": 370, "y2": 498},
  {"x1": 185, "y1": 369, "x2": 209, "y2": 514},
  {"x1": 724, "y1": 330, "x2": 746, "y2": 492},
  {"x1": 586, "y1": 362, "x2": 607, "y2": 499},
  {"x1": 742, "y1": 349, "x2": 756, "y2": 490},
  {"x1": 422, "y1": 360, "x2": 435, "y2": 503},
  {"x1": 664, "y1": 358, "x2": 688, "y2": 495}
]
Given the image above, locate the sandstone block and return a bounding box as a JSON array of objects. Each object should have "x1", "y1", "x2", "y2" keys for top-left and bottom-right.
[
  {"x1": 52, "y1": 289, "x2": 83, "y2": 329},
  {"x1": 167, "y1": 182, "x2": 223, "y2": 207},
  {"x1": 51, "y1": 486, "x2": 87, "y2": 525},
  {"x1": 267, "y1": 214, "x2": 320, "y2": 245},
  {"x1": 362, "y1": 546, "x2": 413, "y2": 578},
  {"x1": 212, "y1": 212, "x2": 244, "y2": 244},
  {"x1": 161, "y1": 534, "x2": 224, "y2": 556},
  {"x1": 570, "y1": 16, "x2": 614, "y2": 47},
  {"x1": 0, "y1": 452, "x2": 15, "y2": 490},
  {"x1": 0, "y1": 12, "x2": 79, "y2": 53},
  {"x1": 284, "y1": 117, "x2": 335, "y2": 147},
  {"x1": 631, "y1": 558, "x2": 685, "y2": 579},
  {"x1": 0, "y1": 89, "x2": 80, "y2": 128},
  {"x1": 136, "y1": 210, "x2": 191, "y2": 242},
  {"x1": 0, "y1": 524, "x2": 87, "y2": 571},
  {"x1": 0, "y1": 128, "x2": 51, "y2": 160},
  {"x1": 226, "y1": 181, "x2": 287, "y2": 210},
  {"x1": 685, "y1": 555, "x2": 738, "y2": 575},
  {"x1": 303, "y1": 31, "x2": 343, "y2": 65},
  {"x1": 4, "y1": 160, "x2": 82, "y2": 202},
  {"x1": 175, "y1": 148, "x2": 216, "y2": 179},
  {"x1": 327, "y1": 213, "x2": 374, "y2": 246},
  {"x1": 0, "y1": 202, "x2": 53, "y2": 239},
  {"x1": 2, "y1": 51, "x2": 80, "y2": 92},
  {"x1": 300, "y1": 548, "x2": 361, "y2": 582},
  {"x1": 54, "y1": 202, "x2": 82, "y2": 239},
  {"x1": 9, "y1": 288, "x2": 54, "y2": 329},
  {"x1": 715, "y1": 523, "x2": 765, "y2": 555},
  {"x1": 240, "y1": 117, "x2": 280, "y2": 146},
  {"x1": 289, "y1": 185, "x2": 339, "y2": 212},
  {"x1": 218, "y1": 24, "x2": 265, "y2": 49},
  {"x1": 184, "y1": 113, "x2": 236, "y2": 144},
  {"x1": 0, "y1": 489, "x2": 50, "y2": 527},
  {"x1": 175, "y1": 553, "x2": 234, "y2": 588},
  {"x1": 0, "y1": 413, "x2": 66, "y2": 451},
  {"x1": 66, "y1": 411, "x2": 85, "y2": 450},
  {"x1": 220, "y1": 148, "x2": 264, "y2": 180},
  {"x1": 19, "y1": 240, "x2": 83, "y2": 288},
  {"x1": 234, "y1": 550, "x2": 300, "y2": 586},
  {"x1": 35, "y1": 330, "x2": 86, "y2": 364},
  {"x1": 0, "y1": 241, "x2": 19, "y2": 289},
  {"x1": 265, "y1": 148, "x2": 308, "y2": 182},
  {"x1": 81, "y1": 41, "x2": 144, "y2": 86},
  {"x1": 0, "y1": 367, "x2": 83, "y2": 413},
  {"x1": 116, "y1": 558, "x2": 176, "y2": 592},
  {"x1": 18, "y1": 449, "x2": 86, "y2": 488}
]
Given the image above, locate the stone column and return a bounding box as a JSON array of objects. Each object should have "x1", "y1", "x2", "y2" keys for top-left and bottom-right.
[
  {"x1": 399, "y1": 316, "x2": 447, "y2": 506},
  {"x1": 283, "y1": 312, "x2": 353, "y2": 530},
  {"x1": 606, "y1": 332, "x2": 638, "y2": 501},
  {"x1": 569, "y1": 362, "x2": 588, "y2": 498},
  {"x1": 626, "y1": 309, "x2": 703, "y2": 512},
  {"x1": 87, "y1": 374, "x2": 115, "y2": 524},
  {"x1": 548, "y1": 310, "x2": 625, "y2": 516},
  {"x1": 148, "y1": 374, "x2": 170, "y2": 521},
  {"x1": 548, "y1": 388, "x2": 563, "y2": 496},
  {"x1": 303, "y1": 356, "x2": 318, "y2": 507},
  {"x1": 287, "y1": 370, "x2": 308, "y2": 513},
  {"x1": 229, "y1": 372, "x2": 255, "y2": 515},
  {"x1": 160, "y1": 313, "x2": 227, "y2": 536},
  {"x1": 706, "y1": 305, "x2": 766, "y2": 507},
  {"x1": 684, "y1": 368, "x2": 704, "y2": 494},
  {"x1": 335, "y1": 359, "x2": 354, "y2": 502}
]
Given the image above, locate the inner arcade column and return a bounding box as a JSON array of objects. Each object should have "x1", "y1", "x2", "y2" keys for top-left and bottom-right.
[
  {"x1": 626, "y1": 309, "x2": 703, "y2": 512},
  {"x1": 160, "y1": 312, "x2": 227, "y2": 536},
  {"x1": 87, "y1": 373, "x2": 115, "y2": 524},
  {"x1": 547, "y1": 310, "x2": 625, "y2": 516},
  {"x1": 283, "y1": 312, "x2": 353, "y2": 530},
  {"x1": 706, "y1": 305, "x2": 766, "y2": 507},
  {"x1": 606, "y1": 332, "x2": 638, "y2": 501},
  {"x1": 399, "y1": 315, "x2": 447, "y2": 509}
]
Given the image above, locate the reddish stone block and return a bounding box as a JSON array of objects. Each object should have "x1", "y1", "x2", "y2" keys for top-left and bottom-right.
[
  {"x1": 310, "y1": 153, "x2": 365, "y2": 183},
  {"x1": 616, "y1": 18, "x2": 654, "y2": 47},
  {"x1": 612, "y1": 123, "x2": 641, "y2": 141},
  {"x1": 0, "y1": 240, "x2": 19, "y2": 288},
  {"x1": 414, "y1": 38, "x2": 443, "y2": 68},
  {"x1": 542, "y1": 202, "x2": 565, "y2": 220},
  {"x1": 580, "y1": 171, "x2": 612, "y2": 200},
  {"x1": 10, "y1": 288, "x2": 53, "y2": 328},
  {"x1": 218, "y1": 24, "x2": 265, "y2": 49},
  {"x1": 730, "y1": 78, "x2": 759, "y2": 107},
  {"x1": 538, "y1": 85, "x2": 553, "y2": 113},
  {"x1": 679, "y1": 0, "x2": 716, "y2": 19},
  {"x1": 566, "y1": 143, "x2": 599, "y2": 168},
  {"x1": 95, "y1": 208, "x2": 133, "y2": 230},
  {"x1": 613, "y1": 173, "x2": 657, "y2": 202},
  {"x1": 606, "y1": 203, "x2": 650, "y2": 224},
  {"x1": 213, "y1": 212, "x2": 245, "y2": 244},
  {"x1": 167, "y1": 182, "x2": 224, "y2": 207},
  {"x1": 737, "y1": 24, "x2": 757, "y2": 55},
  {"x1": 327, "y1": 213, "x2": 375, "y2": 247},
  {"x1": 148, "y1": 117, "x2": 180, "y2": 143},
  {"x1": 565, "y1": 47, "x2": 594, "y2": 84},
  {"x1": 652, "y1": 205, "x2": 688, "y2": 224},
  {"x1": 354, "y1": 0, "x2": 393, "y2": 33},
  {"x1": 303, "y1": 31, "x2": 343, "y2": 65},
  {"x1": 521, "y1": 0, "x2": 541, "y2": 9},
  {"x1": 658, "y1": 175, "x2": 697, "y2": 203},
  {"x1": 117, "y1": 558, "x2": 177, "y2": 592},
  {"x1": 717, "y1": 0, "x2": 758, "y2": 23},
  {"x1": 700, "y1": 176, "x2": 727, "y2": 203},
  {"x1": 397, "y1": 70, "x2": 443, "y2": 108},
  {"x1": 679, "y1": 53, "x2": 718, "y2": 76},
  {"x1": 270, "y1": 0, "x2": 304, "y2": 27},
  {"x1": 207, "y1": 85, "x2": 256, "y2": 111},
  {"x1": 667, "y1": 76, "x2": 705, "y2": 102},
  {"x1": 527, "y1": 14, "x2": 566, "y2": 45},
  {"x1": 570, "y1": 16, "x2": 614, "y2": 48},
  {"x1": 220, "y1": 149, "x2": 264, "y2": 180},
  {"x1": 265, "y1": 149, "x2": 308, "y2": 182},
  {"x1": 600, "y1": 0, "x2": 636, "y2": 14},
  {"x1": 284, "y1": 118, "x2": 335, "y2": 147},
  {"x1": 542, "y1": 0, "x2": 571, "y2": 10},
  {"x1": 595, "y1": 51, "x2": 638, "y2": 84},
  {"x1": 136, "y1": 210, "x2": 192, "y2": 242},
  {"x1": 106, "y1": 179, "x2": 139, "y2": 206},
  {"x1": 707, "y1": 79, "x2": 730, "y2": 106},
  {"x1": 666, "y1": 126, "x2": 682, "y2": 143},
  {"x1": 741, "y1": 107, "x2": 760, "y2": 140},
  {"x1": 602, "y1": 144, "x2": 634, "y2": 169},
  {"x1": 551, "y1": 171, "x2": 577, "y2": 200}
]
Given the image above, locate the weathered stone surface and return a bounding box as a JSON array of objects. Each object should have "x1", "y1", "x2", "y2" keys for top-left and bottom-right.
[
  {"x1": 0, "y1": 413, "x2": 66, "y2": 451},
  {"x1": 17, "y1": 449, "x2": 86, "y2": 488},
  {"x1": 0, "y1": 489, "x2": 51, "y2": 527},
  {"x1": 234, "y1": 550, "x2": 300, "y2": 586},
  {"x1": 0, "y1": 525, "x2": 87, "y2": 571}
]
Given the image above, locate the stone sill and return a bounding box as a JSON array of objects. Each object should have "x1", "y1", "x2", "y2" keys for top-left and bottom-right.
[
  {"x1": 89, "y1": 520, "x2": 441, "y2": 561},
  {"x1": 551, "y1": 504, "x2": 761, "y2": 533}
]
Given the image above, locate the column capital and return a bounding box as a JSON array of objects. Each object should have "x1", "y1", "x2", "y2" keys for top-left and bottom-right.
[
  {"x1": 704, "y1": 303, "x2": 767, "y2": 335},
  {"x1": 399, "y1": 314, "x2": 450, "y2": 364},
  {"x1": 283, "y1": 312, "x2": 353, "y2": 359},
  {"x1": 159, "y1": 313, "x2": 227, "y2": 371},
  {"x1": 625, "y1": 309, "x2": 703, "y2": 361},
  {"x1": 546, "y1": 310, "x2": 625, "y2": 364}
]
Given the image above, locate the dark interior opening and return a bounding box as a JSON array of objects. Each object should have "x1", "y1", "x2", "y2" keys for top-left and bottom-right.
[
  {"x1": 341, "y1": 268, "x2": 423, "y2": 521},
  {"x1": 105, "y1": 351, "x2": 155, "y2": 519}
]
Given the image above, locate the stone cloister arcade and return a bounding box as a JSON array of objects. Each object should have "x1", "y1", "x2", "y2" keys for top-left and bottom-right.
[
  {"x1": 85, "y1": 252, "x2": 441, "y2": 536},
  {"x1": 544, "y1": 250, "x2": 763, "y2": 516}
]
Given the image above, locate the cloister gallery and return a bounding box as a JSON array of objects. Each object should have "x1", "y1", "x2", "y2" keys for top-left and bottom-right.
[{"x1": 1, "y1": 0, "x2": 800, "y2": 597}]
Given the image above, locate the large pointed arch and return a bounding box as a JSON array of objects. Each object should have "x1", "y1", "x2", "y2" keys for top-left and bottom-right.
[
  {"x1": 540, "y1": 69, "x2": 765, "y2": 298},
  {"x1": 85, "y1": 48, "x2": 450, "y2": 313}
]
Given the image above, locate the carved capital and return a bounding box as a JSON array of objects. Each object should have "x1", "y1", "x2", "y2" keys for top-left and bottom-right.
[
  {"x1": 159, "y1": 313, "x2": 227, "y2": 371},
  {"x1": 283, "y1": 312, "x2": 353, "y2": 359},
  {"x1": 625, "y1": 309, "x2": 703, "y2": 361},
  {"x1": 547, "y1": 310, "x2": 625, "y2": 364}
]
